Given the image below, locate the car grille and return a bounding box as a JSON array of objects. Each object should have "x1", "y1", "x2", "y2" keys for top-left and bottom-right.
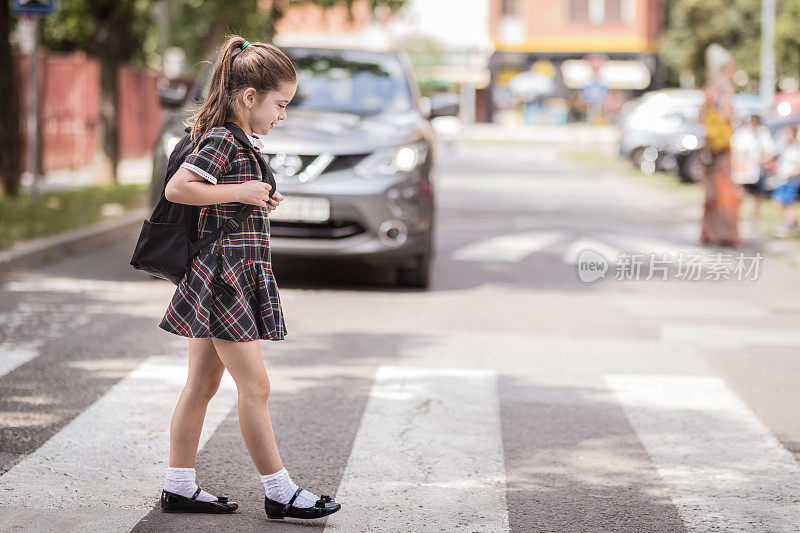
[
  {"x1": 270, "y1": 219, "x2": 366, "y2": 238},
  {"x1": 262, "y1": 152, "x2": 370, "y2": 179}
]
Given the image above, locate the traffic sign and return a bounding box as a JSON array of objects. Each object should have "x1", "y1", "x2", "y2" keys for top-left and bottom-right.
[
  {"x1": 581, "y1": 81, "x2": 609, "y2": 105},
  {"x1": 12, "y1": 0, "x2": 56, "y2": 16}
]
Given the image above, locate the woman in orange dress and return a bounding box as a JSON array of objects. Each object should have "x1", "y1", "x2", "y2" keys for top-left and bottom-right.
[{"x1": 699, "y1": 44, "x2": 741, "y2": 247}]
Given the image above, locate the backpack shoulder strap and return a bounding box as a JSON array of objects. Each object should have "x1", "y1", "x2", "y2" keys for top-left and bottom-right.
[{"x1": 222, "y1": 121, "x2": 278, "y2": 197}]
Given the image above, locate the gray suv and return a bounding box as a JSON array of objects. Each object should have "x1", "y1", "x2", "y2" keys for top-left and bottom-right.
[{"x1": 152, "y1": 46, "x2": 457, "y2": 288}]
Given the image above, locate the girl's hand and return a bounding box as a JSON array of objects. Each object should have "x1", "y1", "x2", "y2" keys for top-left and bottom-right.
[
  {"x1": 238, "y1": 180, "x2": 272, "y2": 207},
  {"x1": 267, "y1": 191, "x2": 283, "y2": 212}
]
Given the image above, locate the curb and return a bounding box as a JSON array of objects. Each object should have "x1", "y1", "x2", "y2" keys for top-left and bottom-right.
[{"x1": 0, "y1": 207, "x2": 149, "y2": 276}]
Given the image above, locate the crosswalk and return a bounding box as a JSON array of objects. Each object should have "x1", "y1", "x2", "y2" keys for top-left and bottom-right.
[
  {"x1": 2, "y1": 343, "x2": 800, "y2": 531},
  {"x1": 451, "y1": 230, "x2": 725, "y2": 266},
  {"x1": 0, "y1": 356, "x2": 237, "y2": 532},
  {"x1": 2, "y1": 273, "x2": 800, "y2": 532}
]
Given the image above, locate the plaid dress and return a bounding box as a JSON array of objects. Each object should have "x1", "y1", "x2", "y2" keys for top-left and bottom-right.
[{"x1": 159, "y1": 126, "x2": 287, "y2": 342}]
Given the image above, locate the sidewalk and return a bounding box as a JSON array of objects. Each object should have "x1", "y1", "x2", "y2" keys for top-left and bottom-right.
[
  {"x1": 18, "y1": 156, "x2": 153, "y2": 194},
  {"x1": 460, "y1": 122, "x2": 619, "y2": 149},
  {"x1": 1, "y1": 157, "x2": 153, "y2": 276}
]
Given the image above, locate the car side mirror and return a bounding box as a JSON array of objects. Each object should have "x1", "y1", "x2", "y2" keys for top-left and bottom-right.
[
  {"x1": 158, "y1": 83, "x2": 188, "y2": 109},
  {"x1": 429, "y1": 93, "x2": 460, "y2": 119}
]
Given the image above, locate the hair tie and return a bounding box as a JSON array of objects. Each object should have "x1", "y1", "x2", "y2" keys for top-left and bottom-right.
[{"x1": 241, "y1": 41, "x2": 250, "y2": 50}]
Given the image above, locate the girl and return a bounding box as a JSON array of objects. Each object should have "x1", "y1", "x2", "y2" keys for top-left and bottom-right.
[{"x1": 157, "y1": 35, "x2": 341, "y2": 521}]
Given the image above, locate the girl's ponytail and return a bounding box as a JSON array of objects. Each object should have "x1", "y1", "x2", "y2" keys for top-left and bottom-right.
[{"x1": 186, "y1": 35, "x2": 295, "y2": 145}]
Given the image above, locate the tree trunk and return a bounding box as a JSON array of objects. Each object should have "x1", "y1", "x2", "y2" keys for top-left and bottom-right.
[
  {"x1": 95, "y1": 49, "x2": 119, "y2": 184},
  {"x1": 89, "y1": 1, "x2": 137, "y2": 185},
  {"x1": 0, "y1": 2, "x2": 21, "y2": 196}
]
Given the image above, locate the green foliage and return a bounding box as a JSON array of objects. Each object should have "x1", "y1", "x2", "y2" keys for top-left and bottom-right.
[
  {"x1": 0, "y1": 184, "x2": 148, "y2": 251},
  {"x1": 659, "y1": 0, "x2": 760, "y2": 88},
  {"x1": 39, "y1": 0, "x2": 406, "y2": 72},
  {"x1": 775, "y1": 0, "x2": 800, "y2": 84},
  {"x1": 41, "y1": 0, "x2": 154, "y2": 65},
  {"x1": 660, "y1": 0, "x2": 800, "y2": 89}
]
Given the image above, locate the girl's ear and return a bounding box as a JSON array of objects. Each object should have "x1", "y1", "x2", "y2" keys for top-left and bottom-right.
[{"x1": 243, "y1": 87, "x2": 257, "y2": 109}]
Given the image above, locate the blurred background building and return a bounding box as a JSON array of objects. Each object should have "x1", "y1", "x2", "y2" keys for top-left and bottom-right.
[{"x1": 487, "y1": 0, "x2": 664, "y2": 125}]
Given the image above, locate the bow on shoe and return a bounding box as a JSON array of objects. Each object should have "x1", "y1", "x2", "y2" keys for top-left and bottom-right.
[{"x1": 314, "y1": 494, "x2": 332, "y2": 508}]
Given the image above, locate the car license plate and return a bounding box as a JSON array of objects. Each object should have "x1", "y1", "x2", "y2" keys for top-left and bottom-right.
[{"x1": 269, "y1": 195, "x2": 330, "y2": 223}]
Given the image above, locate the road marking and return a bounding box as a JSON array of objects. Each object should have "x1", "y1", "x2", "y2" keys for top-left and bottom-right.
[
  {"x1": 662, "y1": 324, "x2": 800, "y2": 349},
  {"x1": 324, "y1": 366, "x2": 509, "y2": 532},
  {"x1": 606, "y1": 375, "x2": 800, "y2": 533},
  {"x1": 0, "y1": 341, "x2": 43, "y2": 378},
  {"x1": 452, "y1": 230, "x2": 567, "y2": 262},
  {"x1": 3, "y1": 277, "x2": 164, "y2": 293},
  {"x1": 600, "y1": 233, "x2": 714, "y2": 263},
  {"x1": 0, "y1": 355, "x2": 237, "y2": 532},
  {"x1": 562, "y1": 237, "x2": 622, "y2": 265}
]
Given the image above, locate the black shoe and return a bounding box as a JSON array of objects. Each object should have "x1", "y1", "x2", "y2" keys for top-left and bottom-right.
[
  {"x1": 264, "y1": 487, "x2": 341, "y2": 520},
  {"x1": 161, "y1": 487, "x2": 238, "y2": 513}
]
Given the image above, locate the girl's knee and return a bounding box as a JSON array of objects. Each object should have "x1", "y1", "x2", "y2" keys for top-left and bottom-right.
[
  {"x1": 237, "y1": 376, "x2": 271, "y2": 402},
  {"x1": 184, "y1": 382, "x2": 221, "y2": 402},
  {"x1": 185, "y1": 373, "x2": 224, "y2": 401}
]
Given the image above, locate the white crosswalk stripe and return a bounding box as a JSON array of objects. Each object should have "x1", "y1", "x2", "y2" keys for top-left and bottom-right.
[
  {"x1": 562, "y1": 237, "x2": 623, "y2": 265},
  {"x1": 0, "y1": 355, "x2": 237, "y2": 533},
  {"x1": 452, "y1": 230, "x2": 567, "y2": 262},
  {"x1": 662, "y1": 324, "x2": 800, "y2": 349},
  {"x1": 323, "y1": 366, "x2": 510, "y2": 533},
  {"x1": 606, "y1": 375, "x2": 800, "y2": 533},
  {"x1": 0, "y1": 340, "x2": 43, "y2": 379}
]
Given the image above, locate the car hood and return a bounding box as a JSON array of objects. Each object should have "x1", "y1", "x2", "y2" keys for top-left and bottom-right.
[{"x1": 253, "y1": 109, "x2": 426, "y2": 155}]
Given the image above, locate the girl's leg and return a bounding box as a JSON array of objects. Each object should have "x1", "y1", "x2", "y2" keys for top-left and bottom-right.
[
  {"x1": 210, "y1": 337, "x2": 326, "y2": 510},
  {"x1": 169, "y1": 337, "x2": 226, "y2": 467},
  {"x1": 209, "y1": 337, "x2": 282, "y2": 474}
]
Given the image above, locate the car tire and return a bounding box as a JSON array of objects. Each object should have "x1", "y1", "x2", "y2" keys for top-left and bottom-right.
[
  {"x1": 679, "y1": 151, "x2": 704, "y2": 183},
  {"x1": 630, "y1": 146, "x2": 645, "y2": 167},
  {"x1": 396, "y1": 231, "x2": 433, "y2": 289},
  {"x1": 396, "y1": 251, "x2": 432, "y2": 289},
  {"x1": 397, "y1": 254, "x2": 432, "y2": 289}
]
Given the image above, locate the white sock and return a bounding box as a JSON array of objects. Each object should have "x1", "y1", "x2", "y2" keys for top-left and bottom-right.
[
  {"x1": 261, "y1": 467, "x2": 319, "y2": 508},
  {"x1": 164, "y1": 466, "x2": 218, "y2": 503}
]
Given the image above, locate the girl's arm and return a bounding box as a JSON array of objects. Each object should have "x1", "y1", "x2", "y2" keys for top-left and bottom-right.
[
  {"x1": 165, "y1": 167, "x2": 273, "y2": 207},
  {"x1": 165, "y1": 167, "x2": 244, "y2": 205}
]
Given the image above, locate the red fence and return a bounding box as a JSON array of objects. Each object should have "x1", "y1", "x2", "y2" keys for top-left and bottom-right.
[{"x1": 13, "y1": 50, "x2": 165, "y2": 173}]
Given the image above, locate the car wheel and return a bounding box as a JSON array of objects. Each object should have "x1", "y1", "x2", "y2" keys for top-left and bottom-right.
[
  {"x1": 679, "y1": 151, "x2": 704, "y2": 183},
  {"x1": 396, "y1": 231, "x2": 433, "y2": 289},
  {"x1": 396, "y1": 251, "x2": 432, "y2": 289},
  {"x1": 630, "y1": 146, "x2": 645, "y2": 167}
]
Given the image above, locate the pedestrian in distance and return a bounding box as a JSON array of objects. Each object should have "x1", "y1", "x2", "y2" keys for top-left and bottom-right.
[
  {"x1": 157, "y1": 35, "x2": 341, "y2": 521},
  {"x1": 739, "y1": 113, "x2": 777, "y2": 232},
  {"x1": 770, "y1": 124, "x2": 800, "y2": 238},
  {"x1": 699, "y1": 43, "x2": 741, "y2": 247}
]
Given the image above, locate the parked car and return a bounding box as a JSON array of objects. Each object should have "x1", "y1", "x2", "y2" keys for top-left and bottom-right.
[
  {"x1": 152, "y1": 45, "x2": 459, "y2": 288},
  {"x1": 619, "y1": 90, "x2": 771, "y2": 183},
  {"x1": 617, "y1": 89, "x2": 705, "y2": 175}
]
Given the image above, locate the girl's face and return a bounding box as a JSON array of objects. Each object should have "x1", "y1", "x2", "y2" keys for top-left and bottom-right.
[{"x1": 242, "y1": 80, "x2": 297, "y2": 136}]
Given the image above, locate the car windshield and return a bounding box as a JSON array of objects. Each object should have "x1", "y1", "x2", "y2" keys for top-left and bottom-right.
[{"x1": 198, "y1": 49, "x2": 413, "y2": 115}]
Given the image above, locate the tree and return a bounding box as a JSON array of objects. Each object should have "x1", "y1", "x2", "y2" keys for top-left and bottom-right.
[
  {"x1": 0, "y1": 3, "x2": 21, "y2": 196},
  {"x1": 659, "y1": 0, "x2": 761, "y2": 89},
  {"x1": 660, "y1": 0, "x2": 800, "y2": 91},
  {"x1": 41, "y1": 0, "x2": 153, "y2": 184},
  {"x1": 37, "y1": 0, "x2": 405, "y2": 184}
]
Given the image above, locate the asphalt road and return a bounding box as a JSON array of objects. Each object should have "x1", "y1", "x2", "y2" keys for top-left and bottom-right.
[{"x1": 1, "y1": 140, "x2": 800, "y2": 532}]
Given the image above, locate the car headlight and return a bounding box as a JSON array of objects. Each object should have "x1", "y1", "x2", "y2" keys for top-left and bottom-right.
[
  {"x1": 680, "y1": 134, "x2": 699, "y2": 151},
  {"x1": 354, "y1": 141, "x2": 427, "y2": 178},
  {"x1": 163, "y1": 135, "x2": 181, "y2": 157}
]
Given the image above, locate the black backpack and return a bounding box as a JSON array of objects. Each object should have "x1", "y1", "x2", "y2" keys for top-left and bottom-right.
[{"x1": 130, "y1": 121, "x2": 277, "y2": 285}]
